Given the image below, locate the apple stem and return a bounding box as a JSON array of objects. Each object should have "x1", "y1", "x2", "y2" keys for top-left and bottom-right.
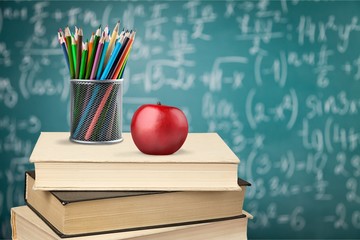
[{"x1": 157, "y1": 101, "x2": 161, "y2": 105}]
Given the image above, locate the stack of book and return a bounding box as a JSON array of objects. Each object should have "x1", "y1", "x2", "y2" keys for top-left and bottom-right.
[{"x1": 11, "y1": 132, "x2": 252, "y2": 239}]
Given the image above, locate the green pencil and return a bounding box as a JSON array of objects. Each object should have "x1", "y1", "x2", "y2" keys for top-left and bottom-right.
[
  {"x1": 79, "y1": 42, "x2": 88, "y2": 79},
  {"x1": 73, "y1": 41, "x2": 88, "y2": 128},
  {"x1": 85, "y1": 25, "x2": 101, "y2": 79},
  {"x1": 64, "y1": 27, "x2": 75, "y2": 79},
  {"x1": 71, "y1": 36, "x2": 77, "y2": 72},
  {"x1": 75, "y1": 28, "x2": 83, "y2": 79},
  {"x1": 118, "y1": 53, "x2": 129, "y2": 79}
]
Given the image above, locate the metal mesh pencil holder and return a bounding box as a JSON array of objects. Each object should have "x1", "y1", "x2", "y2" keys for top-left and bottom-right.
[{"x1": 70, "y1": 79, "x2": 123, "y2": 144}]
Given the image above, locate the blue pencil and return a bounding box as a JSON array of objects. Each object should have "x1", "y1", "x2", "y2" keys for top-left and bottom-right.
[
  {"x1": 61, "y1": 41, "x2": 70, "y2": 71},
  {"x1": 96, "y1": 35, "x2": 110, "y2": 79},
  {"x1": 72, "y1": 85, "x2": 99, "y2": 138},
  {"x1": 58, "y1": 31, "x2": 70, "y2": 71},
  {"x1": 100, "y1": 40, "x2": 122, "y2": 80}
]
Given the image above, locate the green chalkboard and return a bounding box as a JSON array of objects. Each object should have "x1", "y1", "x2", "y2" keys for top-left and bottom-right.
[{"x1": 1, "y1": 1, "x2": 360, "y2": 239}]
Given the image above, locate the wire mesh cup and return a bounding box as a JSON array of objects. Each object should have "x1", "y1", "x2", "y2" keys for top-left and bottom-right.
[{"x1": 70, "y1": 79, "x2": 123, "y2": 144}]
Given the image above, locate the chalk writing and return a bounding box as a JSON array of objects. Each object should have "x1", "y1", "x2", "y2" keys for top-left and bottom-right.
[
  {"x1": 0, "y1": 77, "x2": 17, "y2": 108},
  {"x1": 183, "y1": 1, "x2": 216, "y2": 40},
  {"x1": 0, "y1": 42, "x2": 11, "y2": 66},
  {"x1": 245, "y1": 88, "x2": 298, "y2": 129},
  {"x1": 306, "y1": 92, "x2": 360, "y2": 119},
  {"x1": 248, "y1": 201, "x2": 306, "y2": 231},
  {"x1": 1, "y1": 1, "x2": 360, "y2": 239},
  {"x1": 254, "y1": 51, "x2": 287, "y2": 87},
  {"x1": 19, "y1": 55, "x2": 69, "y2": 100},
  {"x1": 0, "y1": 6, "x2": 28, "y2": 33},
  {"x1": 298, "y1": 118, "x2": 360, "y2": 153},
  {"x1": 297, "y1": 15, "x2": 360, "y2": 53},
  {"x1": 324, "y1": 203, "x2": 360, "y2": 229},
  {"x1": 202, "y1": 56, "x2": 248, "y2": 91}
]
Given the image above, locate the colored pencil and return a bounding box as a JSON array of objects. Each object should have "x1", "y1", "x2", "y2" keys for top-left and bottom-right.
[
  {"x1": 64, "y1": 27, "x2": 75, "y2": 79},
  {"x1": 85, "y1": 33, "x2": 134, "y2": 139},
  {"x1": 75, "y1": 28, "x2": 83, "y2": 79},
  {"x1": 107, "y1": 32, "x2": 130, "y2": 79},
  {"x1": 73, "y1": 89, "x2": 96, "y2": 138},
  {"x1": 85, "y1": 26, "x2": 101, "y2": 79},
  {"x1": 87, "y1": 33, "x2": 94, "y2": 67},
  {"x1": 74, "y1": 26, "x2": 79, "y2": 41},
  {"x1": 90, "y1": 37, "x2": 104, "y2": 80},
  {"x1": 97, "y1": 92, "x2": 114, "y2": 140},
  {"x1": 71, "y1": 36, "x2": 77, "y2": 71},
  {"x1": 79, "y1": 36, "x2": 120, "y2": 138},
  {"x1": 104, "y1": 21, "x2": 120, "y2": 67},
  {"x1": 100, "y1": 39, "x2": 122, "y2": 80},
  {"x1": 58, "y1": 29, "x2": 67, "y2": 51},
  {"x1": 73, "y1": 41, "x2": 86, "y2": 128},
  {"x1": 58, "y1": 23, "x2": 136, "y2": 140},
  {"x1": 84, "y1": 82, "x2": 114, "y2": 140},
  {"x1": 119, "y1": 29, "x2": 126, "y2": 43},
  {"x1": 96, "y1": 35, "x2": 110, "y2": 79},
  {"x1": 86, "y1": 32, "x2": 135, "y2": 139},
  {"x1": 111, "y1": 32, "x2": 135, "y2": 79},
  {"x1": 103, "y1": 25, "x2": 109, "y2": 37},
  {"x1": 79, "y1": 41, "x2": 88, "y2": 79},
  {"x1": 58, "y1": 31, "x2": 69, "y2": 69},
  {"x1": 117, "y1": 28, "x2": 125, "y2": 41},
  {"x1": 119, "y1": 50, "x2": 130, "y2": 79},
  {"x1": 106, "y1": 94, "x2": 118, "y2": 140}
]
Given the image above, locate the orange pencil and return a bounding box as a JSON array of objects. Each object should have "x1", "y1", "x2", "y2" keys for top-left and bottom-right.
[{"x1": 87, "y1": 33, "x2": 94, "y2": 64}]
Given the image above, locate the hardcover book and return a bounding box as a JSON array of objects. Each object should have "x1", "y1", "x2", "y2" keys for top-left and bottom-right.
[
  {"x1": 29, "y1": 132, "x2": 240, "y2": 191},
  {"x1": 11, "y1": 206, "x2": 252, "y2": 240},
  {"x1": 25, "y1": 171, "x2": 250, "y2": 237}
]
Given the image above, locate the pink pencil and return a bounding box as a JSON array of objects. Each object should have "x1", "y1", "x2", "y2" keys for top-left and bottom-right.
[{"x1": 90, "y1": 37, "x2": 104, "y2": 80}]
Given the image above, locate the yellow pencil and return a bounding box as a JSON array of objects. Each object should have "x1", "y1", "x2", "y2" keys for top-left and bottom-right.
[{"x1": 104, "y1": 21, "x2": 120, "y2": 67}]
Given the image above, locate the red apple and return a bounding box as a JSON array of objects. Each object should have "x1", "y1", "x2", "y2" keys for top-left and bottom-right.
[{"x1": 131, "y1": 102, "x2": 188, "y2": 155}]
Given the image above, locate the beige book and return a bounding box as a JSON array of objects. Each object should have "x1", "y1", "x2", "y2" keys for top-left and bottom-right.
[
  {"x1": 30, "y1": 132, "x2": 240, "y2": 191},
  {"x1": 11, "y1": 206, "x2": 252, "y2": 240},
  {"x1": 25, "y1": 171, "x2": 250, "y2": 237}
]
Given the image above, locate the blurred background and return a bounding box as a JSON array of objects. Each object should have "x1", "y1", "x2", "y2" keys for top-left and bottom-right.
[{"x1": 1, "y1": 0, "x2": 360, "y2": 239}]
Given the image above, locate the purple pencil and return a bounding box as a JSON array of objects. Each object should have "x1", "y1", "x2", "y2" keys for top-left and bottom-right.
[{"x1": 90, "y1": 36, "x2": 105, "y2": 80}]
